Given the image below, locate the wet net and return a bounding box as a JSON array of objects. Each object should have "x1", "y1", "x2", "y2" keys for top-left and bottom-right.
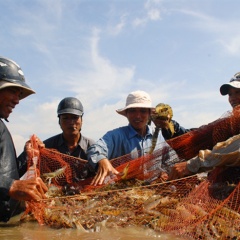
[{"x1": 22, "y1": 107, "x2": 240, "y2": 239}]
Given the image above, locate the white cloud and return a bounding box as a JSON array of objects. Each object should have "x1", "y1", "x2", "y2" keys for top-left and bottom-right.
[
  {"x1": 132, "y1": 0, "x2": 162, "y2": 27},
  {"x1": 132, "y1": 17, "x2": 148, "y2": 27},
  {"x1": 108, "y1": 14, "x2": 127, "y2": 36},
  {"x1": 147, "y1": 9, "x2": 161, "y2": 20},
  {"x1": 9, "y1": 26, "x2": 138, "y2": 155},
  {"x1": 2, "y1": 0, "x2": 240, "y2": 158},
  {"x1": 176, "y1": 8, "x2": 240, "y2": 55},
  {"x1": 218, "y1": 36, "x2": 240, "y2": 55},
  {"x1": 60, "y1": 28, "x2": 136, "y2": 107}
]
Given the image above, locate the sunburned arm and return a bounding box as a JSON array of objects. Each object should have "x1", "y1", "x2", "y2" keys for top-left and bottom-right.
[{"x1": 91, "y1": 158, "x2": 119, "y2": 186}]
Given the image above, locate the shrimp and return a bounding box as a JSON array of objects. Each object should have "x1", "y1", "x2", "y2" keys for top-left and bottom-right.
[
  {"x1": 42, "y1": 166, "x2": 67, "y2": 186},
  {"x1": 121, "y1": 163, "x2": 130, "y2": 180}
]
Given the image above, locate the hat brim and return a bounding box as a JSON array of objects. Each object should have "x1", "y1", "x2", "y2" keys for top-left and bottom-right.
[
  {"x1": 116, "y1": 103, "x2": 155, "y2": 117},
  {"x1": 0, "y1": 82, "x2": 35, "y2": 99},
  {"x1": 58, "y1": 109, "x2": 83, "y2": 116},
  {"x1": 220, "y1": 81, "x2": 240, "y2": 95}
]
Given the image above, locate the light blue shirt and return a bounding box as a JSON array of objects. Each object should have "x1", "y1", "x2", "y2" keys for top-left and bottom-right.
[{"x1": 87, "y1": 124, "x2": 167, "y2": 170}]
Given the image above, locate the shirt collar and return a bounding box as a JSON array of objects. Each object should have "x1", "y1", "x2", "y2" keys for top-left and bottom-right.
[
  {"x1": 127, "y1": 124, "x2": 153, "y2": 138},
  {"x1": 79, "y1": 135, "x2": 88, "y2": 151},
  {"x1": 59, "y1": 133, "x2": 82, "y2": 148}
]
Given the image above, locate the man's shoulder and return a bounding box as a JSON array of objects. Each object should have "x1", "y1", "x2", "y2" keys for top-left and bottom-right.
[
  {"x1": 0, "y1": 119, "x2": 9, "y2": 136},
  {"x1": 104, "y1": 125, "x2": 130, "y2": 136},
  {"x1": 0, "y1": 119, "x2": 6, "y2": 129},
  {"x1": 43, "y1": 134, "x2": 62, "y2": 146},
  {"x1": 81, "y1": 135, "x2": 95, "y2": 145}
]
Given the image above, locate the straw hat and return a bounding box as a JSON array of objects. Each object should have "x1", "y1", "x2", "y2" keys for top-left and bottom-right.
[{"x1": 116, "y1": 90, "x2": 154, "y2": 117}]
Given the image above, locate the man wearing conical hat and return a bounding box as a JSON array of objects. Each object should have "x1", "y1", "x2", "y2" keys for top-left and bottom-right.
[{"x1": 0, "y1": 56, "x2": 47, "y2": 222}]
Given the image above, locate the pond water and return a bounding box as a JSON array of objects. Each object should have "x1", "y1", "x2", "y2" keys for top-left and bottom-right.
[{"x1": 0, "y1": 214, "x2": 186, "y2": 240}]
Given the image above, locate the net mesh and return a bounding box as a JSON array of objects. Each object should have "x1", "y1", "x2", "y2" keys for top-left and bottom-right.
[{"x1": 21, "y1": 107, "x2": 240, "y2": 239}]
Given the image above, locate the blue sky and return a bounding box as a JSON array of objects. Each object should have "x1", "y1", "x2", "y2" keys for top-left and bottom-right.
[{"x1": 1, "y1": 0, "x2": 239, "y2": 155}]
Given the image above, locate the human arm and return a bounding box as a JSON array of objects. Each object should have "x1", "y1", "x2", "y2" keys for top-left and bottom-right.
[
  {"x1": 0, "y1": 128, "x2": 47, "y2": 202},
  {"x1": 18, "y1": 135, "x2": 45, "y2": 178},
  {"x1": 87, "y1": 132, "x2": 119, "y2": 185},
  {"x1": 168, "y1": 150, "x2": 231, "y2": 180},
  {"x1": 87, "y1": 127, "x2": 138, "y2": 185},
  {"x1": 9, "y1": 177, "x2": 48, "y2": 201},
  {"x1": 25, "y1": 135, "x2": 45, "y2": 160},
  {"x1": 87, "y1": 136, "x2": 120, "y2": 185},
  {"x1": 14, "y1": 136, "x2": 48, "y2": 201},
  {"x1": 90, "y1": 158, "x2": 119, "y2": 186},
  {"x1": 168, "y1": 134, "x2": 240, "y2": 180},
  {"x1": 158, "y1": 119, "x2": 191, "y2": 140},
  {"x1": 152, "y1": 110, "x2": 191, "y2": 140},
  {"x1": 151, "y1": 103, "x2": 192, "y2": 140},
  {"x1": 168, "y1": 161, "x2": 193, "y2": 180}
]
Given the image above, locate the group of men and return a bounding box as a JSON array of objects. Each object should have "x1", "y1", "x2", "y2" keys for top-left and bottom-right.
[{"x1": 0, "y1": 56, "x2": 239, "y2": 222}]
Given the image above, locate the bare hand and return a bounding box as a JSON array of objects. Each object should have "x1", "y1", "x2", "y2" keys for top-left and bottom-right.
[
  {"x1": 25, "y1": 135, "x2": 45, "y2": 160},
  {"x1": 151, "y1": 111, "x2": 171, "y2": 129},
  {"x1": 9, "y1": 177, "x2": 48, "y2": 201},
  {"x1": 159, "y1": 171, "x2": 169, "y2": 181},
  {"x1": 153, "y1": 119, "x2": 171, "y2": 129},
  {"x1": 34, "y1": 135, "x2": 45, "y2": 149},
  {"x1": 91, "y1": 158, "x2": 119, "y2": 186},
  {"x1": 168, "y1": 162, "x2": 192, "y2": 180}
]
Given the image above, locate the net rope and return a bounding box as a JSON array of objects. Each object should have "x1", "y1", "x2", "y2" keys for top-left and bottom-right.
[{"x1": 22, "y1": 106, "x2": 240, "y2": 239}]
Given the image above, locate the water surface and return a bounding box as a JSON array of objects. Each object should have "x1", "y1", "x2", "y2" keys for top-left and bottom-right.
[{"x1": 0, "y1": 214, "x2": 186, "y2": 240}]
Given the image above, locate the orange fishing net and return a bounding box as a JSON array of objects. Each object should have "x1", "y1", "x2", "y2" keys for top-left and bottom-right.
[
  {"x1": 166, "y1": 106, "x2": 240, "y2": 161},
  {"x1": 22, "y1": 106, "x2": 240, "y2": 239}
]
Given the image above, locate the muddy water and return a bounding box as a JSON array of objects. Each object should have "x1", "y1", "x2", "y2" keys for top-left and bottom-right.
[{"x1": 0, "y1": 215, "x2": 186, "y2": 240}]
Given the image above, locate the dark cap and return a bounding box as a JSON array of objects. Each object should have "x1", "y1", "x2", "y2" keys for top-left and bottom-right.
[
  {"x1": 57, "y1": 97, "x2": 84, "y2": 116},
  {"x1": 0, "y1": 56, "x2": 35, "y2": 99}
]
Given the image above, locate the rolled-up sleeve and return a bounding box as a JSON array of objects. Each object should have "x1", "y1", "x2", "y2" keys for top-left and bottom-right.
[{"x1": 87, "y1": 132, "x2": 114, "y2": 169}]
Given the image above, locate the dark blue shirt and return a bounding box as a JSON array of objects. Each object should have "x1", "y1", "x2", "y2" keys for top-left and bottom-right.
[
  {"x1": 161, "y1": 119, "x2": 192, "y2": 140},
  {"x1": 43, "y1": 133, "x2": 95, "y2": 159}
]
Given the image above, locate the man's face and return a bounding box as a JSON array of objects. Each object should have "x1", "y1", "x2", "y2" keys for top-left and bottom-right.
[
  {"x1": 126, "y1": 108, "x2": 150, "y2": 131},
  {"x1": 228, "y1": 87, "x2": 240, "y2": 108},
  {"x1": 0, "y1": 87, "x2": 22, "y2": 119},
  {"x1": 59, "y1": 114, "x2": 82, "y2": 135}
]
